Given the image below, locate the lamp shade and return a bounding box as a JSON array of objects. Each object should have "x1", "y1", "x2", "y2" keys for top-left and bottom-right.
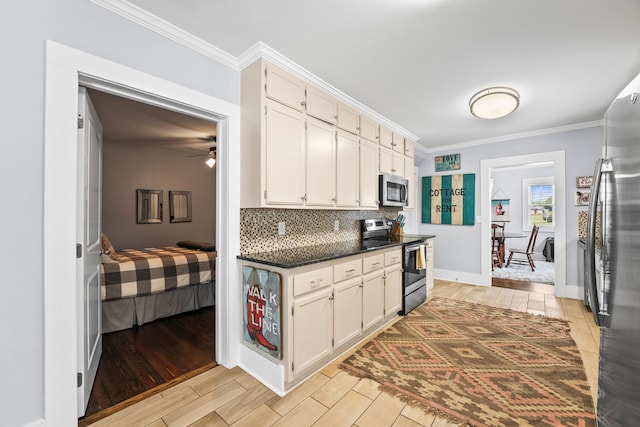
[
  {"x1": 205, "y1": 157, "x2": 216, "y2": 168},
  {"x1": 469, "y1": 87, "x2": 519, "y2": 119}
]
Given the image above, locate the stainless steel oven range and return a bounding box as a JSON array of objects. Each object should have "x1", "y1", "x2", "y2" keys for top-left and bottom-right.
[{"x1": 361, "y1": 218, "x2": 428, "y2": 315}]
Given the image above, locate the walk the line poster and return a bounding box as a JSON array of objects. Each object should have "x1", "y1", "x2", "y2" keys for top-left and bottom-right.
[{"x1": 242, "y1": 266, "x2": 282, "y2": 360}]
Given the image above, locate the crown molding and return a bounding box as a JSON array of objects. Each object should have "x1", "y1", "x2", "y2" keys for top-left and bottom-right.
[
  {"x1": 422, "y1": 120, "x2": 603, "y2": 153},
  {"x1": 239, "y1": 42, "x2": 419, "y2": 141},
  {"x1": 90, "y1": 0, "x2": 239, "y2": 70}
]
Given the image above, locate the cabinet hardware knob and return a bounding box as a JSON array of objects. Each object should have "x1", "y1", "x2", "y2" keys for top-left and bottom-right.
[{"x1": 301, "y1": 101, "x2": 306, "y2": 106}]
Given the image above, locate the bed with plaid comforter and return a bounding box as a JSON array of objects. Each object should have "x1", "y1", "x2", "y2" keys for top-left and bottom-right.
[{"x1": 100, "y1": 246, "x2": 216, "y2": 301}]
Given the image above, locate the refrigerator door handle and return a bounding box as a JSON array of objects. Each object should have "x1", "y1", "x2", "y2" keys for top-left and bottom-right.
[{"x1": 586, "y1": 158, "x2": 612, "y2": 327}]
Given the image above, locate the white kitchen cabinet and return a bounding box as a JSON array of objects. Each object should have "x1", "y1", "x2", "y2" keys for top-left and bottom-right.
[
  {"x1": 379, "y1": 126, "x2": 393, "y2": 149},
  {"x1": 362, "y1": 269, "x2": 385, "y2": 331},
  {"x1": 337, "y1": 102, "x2": 359, "y2": 134},
  {"x1": 379, "y1": 146, "x2": 405, "y2": 177},
  {"x1": 359, "y1": 115, "x2": 379, "y2": 142},
  {"x1": 404, "y1": 139, "x2": 415, "y2": 158},
  {"x1": 241, "y1": 57, "x2": 403, "y2": 210},
  {"x1": 404, "y1": 155, "x2": 415, "y2": 211},
  {"x1": 293, "y1": 287, "x2": 333, "y2": 374},
  {"x1": 306, "y1": 85, "x2": 337, "y2": 125},
  {"x1": 336, "y1": 131, "x2": 359, "y2": 208},
  {"x1": 359, "y1": 139, "x2": 379, "y2": 209},
  {"x1": 333, "y1": 277, "x2": 363, "y2": 348},
  {"x1": 265, "y1": 99, "x2": 306, "y2": 205},
  {"x1": 384, "y1": 248, "x2": 402, "y2": 318},
  {"x1": 244, "y1": 246, "x2": 405, "y2": 391},
  {"x1": 384, "y1": 265, "x2": 403, "y2": 318},
  {"x1": 265, "y1": 62, "x2": 306, "y2": 112},
  {"x1": 305, "y1": 117, "x2": 336, "y2": 207},
  {"x1": 392, "y1": 132, "x2": 405, "y2": 154}
]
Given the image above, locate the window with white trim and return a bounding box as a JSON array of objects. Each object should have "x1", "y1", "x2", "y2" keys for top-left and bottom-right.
[{"x1": 522, "y1": 177, "x2": 554, "y2": 229}]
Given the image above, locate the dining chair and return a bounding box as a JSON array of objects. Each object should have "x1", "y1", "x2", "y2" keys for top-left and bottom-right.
[
  {"x1": 506, "y1": 225, "x2": 540, "y2": 271},
  {"x1": 491, "y1": 223, "x2": 505, "y2": 270}
]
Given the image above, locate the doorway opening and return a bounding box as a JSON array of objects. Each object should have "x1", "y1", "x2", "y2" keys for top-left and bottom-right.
[
  {"x1": 480, "y1": 151, "x2": 566, "y2": 296},
  {"x1": 44, "y1": 41, "x2": 240, "y2": 426},
  {"x1": 489, "y1": 163, "x2": 556, "y2": 293},
  {"x1": 76, "y1": 86, "x2": 220, "y2": 422}
]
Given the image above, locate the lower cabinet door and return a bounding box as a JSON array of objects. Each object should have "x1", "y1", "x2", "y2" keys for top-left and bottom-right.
[
  {"x1": 362, "y1": 270, "x2": 385, "y2": 330},
  {"x1": 333, "y1": 278, "x2": 363, "y2": 348},
  {"x1": 384, "y1": 266, "x2": 403, "y2": 317},
  {"x1": 293, "y1": 287, "x2": 333, "y2": 374}
]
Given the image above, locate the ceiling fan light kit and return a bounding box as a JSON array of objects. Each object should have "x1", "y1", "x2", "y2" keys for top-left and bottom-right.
[
  {"x1": 469, "y1": 86, "x2": 520, "y2": 119},
  {"x1": 205, "y1": 146, "x2": 216, "y2": 168}
]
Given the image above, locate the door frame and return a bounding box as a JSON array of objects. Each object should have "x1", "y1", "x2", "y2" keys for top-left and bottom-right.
[
  {"x1": 43, "y1": 41, "x2": 241, "y2": 426},
  {"x1": 480, "y1": 151, "x2": 567, "y2": 295}
]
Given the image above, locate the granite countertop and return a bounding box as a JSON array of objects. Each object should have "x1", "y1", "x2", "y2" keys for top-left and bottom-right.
[{"x1": 238, "y1": 235, "x2": 435, "y2": 269}]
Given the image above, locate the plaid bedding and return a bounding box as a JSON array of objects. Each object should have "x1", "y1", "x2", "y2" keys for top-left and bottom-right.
[{"x1": 100, "y1": 246, "x2": 216, "y2": 301}]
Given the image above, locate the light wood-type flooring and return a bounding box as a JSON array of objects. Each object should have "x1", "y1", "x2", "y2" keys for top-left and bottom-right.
[{"x1": 87, "y1": 280, "x2": 600, "y2": 427}]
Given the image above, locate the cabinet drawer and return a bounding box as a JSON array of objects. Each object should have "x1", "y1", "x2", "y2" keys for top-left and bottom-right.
[
  {"x1": 294, "y1": 266, "x2": 333, "y2": 296},
  {"x1": 334, "y1": 259, "x2": 362, "y2": 283},
  {"x1": 363, "y1": 253, "x2": 384, "y2": 274},
  {"x1": 384, "y1": 249, "x2": 402, "y2": 266}
]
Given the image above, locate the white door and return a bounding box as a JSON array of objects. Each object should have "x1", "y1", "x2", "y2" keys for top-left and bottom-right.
[{"x1": 76, "y1": 87, "x2": 103, "y2": 416}]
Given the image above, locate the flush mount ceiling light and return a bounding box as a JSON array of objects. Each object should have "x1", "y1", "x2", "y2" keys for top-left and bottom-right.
[{"x1": 469, "y1": 86, "x2": 520, "y2": 119}]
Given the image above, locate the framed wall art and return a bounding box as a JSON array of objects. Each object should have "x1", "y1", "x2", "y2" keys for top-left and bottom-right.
[
  {"x1": 422, "y1": 173, "x2": 475, "y2": 225},
  {"x1": 575, "y1": 190, "x2": 590, "y2": 206},
  {"x1": 576, "y1": 176, "x2": 593, "y2": 188},
  {"x1": 491, "y1": 199, "x2": 510, "y2": 222},
  {"x1": 435, "y1": 153, "x2": 461, "y2": 172}
]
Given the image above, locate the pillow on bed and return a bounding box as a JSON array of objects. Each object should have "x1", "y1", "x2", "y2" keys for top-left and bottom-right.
[
  {"x1": 101, "y1": 232, "x2": 121, "y2": 262},
  {"x1": 177, "y1": 240, "x2": 215, "y2": 251}
]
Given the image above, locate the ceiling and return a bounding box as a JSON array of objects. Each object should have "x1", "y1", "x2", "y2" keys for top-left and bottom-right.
[
  {"x1": 97, "y1": 0, "x2": 640, "y2": 154},
  {"x1": 87, "y1": 89, "x2": 217, "y2": 155}
]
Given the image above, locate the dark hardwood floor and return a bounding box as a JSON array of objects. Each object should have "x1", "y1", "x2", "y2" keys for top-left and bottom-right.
[
  {"x1": 492, "y1": 277, "x2": 555, "y2": 294},
  {"x1": 79, "y1": 306, "x2": 216, "y2": 425}
]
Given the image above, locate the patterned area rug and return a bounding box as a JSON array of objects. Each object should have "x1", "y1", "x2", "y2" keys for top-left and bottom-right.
[{"x1": 340, "y1": 297, "x2": 595, "y2": 427}]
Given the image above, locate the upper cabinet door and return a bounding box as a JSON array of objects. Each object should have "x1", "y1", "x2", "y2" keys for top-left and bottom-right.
[
  {"x1": 379, "y1": 126, "x2": 393, "y2": 149},
  {"x1": 336, "y1": 131, "x2": 359, "y2": 208},
  {"x1": 266, "y1": 63, "x2": 306, "y2": 112},
  {"x1": 359, "y1": 139, "x2": 379, "y2": 209},
  {"x1": 337, "y1": 103, "x2": 359, "y2": 134},
  {"x1": 359, "y1": 115, "x2": 379, "y2": 143},
  {"x1": 306, "y1": 86, "x2": 337, "y2": 125},
  {"x1": 392, "y1": 132, "x2": 405, "y2": 154},
  {"x1": 265, "y1": 99, "x2": 306, "y2": 205},
  {"x1": 404, "y1": 139, "x2": 415, "y2": 158},
  {"x1": 306, "y1": 117, "x2": 336, "y2": 207}
]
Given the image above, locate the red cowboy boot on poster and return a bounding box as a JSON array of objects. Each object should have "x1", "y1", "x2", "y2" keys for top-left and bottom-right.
[{"x1": 246, "y1": 284, "x2": 278, "y2": 351}]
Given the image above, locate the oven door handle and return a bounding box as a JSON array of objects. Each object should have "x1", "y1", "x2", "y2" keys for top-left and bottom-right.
[{"x1": 405, "y1": 244, "x2": 421, "y2": 252}]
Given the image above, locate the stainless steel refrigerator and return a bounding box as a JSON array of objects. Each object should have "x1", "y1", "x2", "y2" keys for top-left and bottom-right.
[{"x1": 587, "y1": 75, "x2": 640, "y2": 426}]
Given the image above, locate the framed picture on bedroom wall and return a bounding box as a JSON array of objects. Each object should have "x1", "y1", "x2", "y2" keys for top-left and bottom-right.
[{"x1": 169, "y1": 190, "x2": 192, "y2": 223}]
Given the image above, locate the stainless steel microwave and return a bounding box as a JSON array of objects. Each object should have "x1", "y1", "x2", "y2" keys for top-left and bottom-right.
[{"x1": 379, "y1": 173, "x2": 408, "y2": 207}]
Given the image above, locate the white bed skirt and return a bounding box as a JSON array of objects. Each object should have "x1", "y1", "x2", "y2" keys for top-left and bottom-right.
[{"x1": 102, "y1": 281, "x2": 214, "y2": 334}]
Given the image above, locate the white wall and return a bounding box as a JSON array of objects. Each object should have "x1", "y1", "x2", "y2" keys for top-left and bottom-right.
[
  {"x1": 414, "y1": 126, "x2": 602, "y2": 288},
  {"x1": 1, "y1": 1, "x2": 238, "y2": 425},
  {"x1": 103, "y1": 142, "x2": 216, "y2": 249}
]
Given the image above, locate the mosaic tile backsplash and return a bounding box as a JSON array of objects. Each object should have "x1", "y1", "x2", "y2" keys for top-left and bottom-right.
[{"x1": 240, "y1": 208, "x2": 400, "y2": 255}]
